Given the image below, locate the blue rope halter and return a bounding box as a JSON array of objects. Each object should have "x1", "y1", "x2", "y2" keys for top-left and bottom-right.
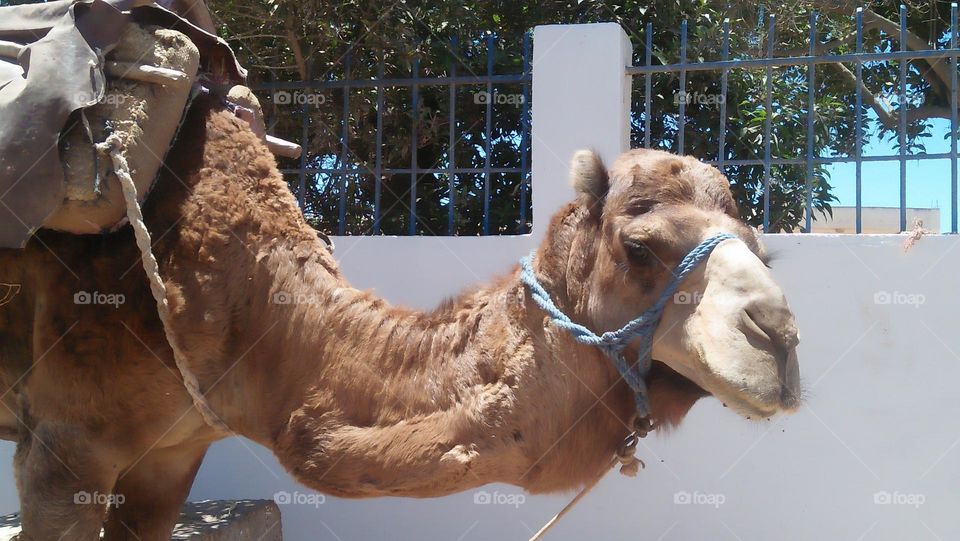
[{"x1": 519, "y1": 233, "x2": 736, "y2": 418}]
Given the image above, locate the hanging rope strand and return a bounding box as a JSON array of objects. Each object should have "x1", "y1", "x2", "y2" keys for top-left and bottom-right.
[
  {"x1": 527, "y1": 456, "x2": 617, "y2": 541},
  {"x1": 100, "y1": 136, "x2": 231, "y2": 434}
]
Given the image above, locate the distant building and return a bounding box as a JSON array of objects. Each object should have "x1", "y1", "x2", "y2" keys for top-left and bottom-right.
[{"x1": 809, "y1": 206, "x2": 940, "y2": 233}]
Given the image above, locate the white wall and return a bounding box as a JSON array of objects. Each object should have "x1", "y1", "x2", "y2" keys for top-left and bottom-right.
[
  {"x1": 810, "y1": 206, "x2": 941, "y2": 234},
  {"x1": 3, "y1": 233, "x2": 954, "y2": 540},
  {"x1": 1, "y1": 22, "x2": 959, "y2": 541},
  {"x1": 181, "y1": 23, "x2": 960, "y2": 540},
  {"x1": 177, "y1": 233, "x2": 960, "y2": 541}
]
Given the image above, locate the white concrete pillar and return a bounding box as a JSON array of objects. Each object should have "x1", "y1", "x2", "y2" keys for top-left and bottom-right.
[
  {"x1": 530, "y1": 23, "x2": 632, "y2": 239},
  {"x1": 326, "y1": 23, "x2": 634, "y2": 308}
]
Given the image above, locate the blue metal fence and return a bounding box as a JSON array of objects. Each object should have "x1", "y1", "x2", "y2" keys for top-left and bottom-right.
[
  {"x1": 255, "y1": 7, "x2": 958, "y2": 236},
  {"x1": 627, "y1": 4, "x2": 960, "y2": 233},
  {"x1": 253, "y1": 34, "x2": 532, "y2": 237}
]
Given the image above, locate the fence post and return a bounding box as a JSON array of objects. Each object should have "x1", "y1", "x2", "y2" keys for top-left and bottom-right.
[{"x1": 530, "y1": 23, "x2": 632, "y2": 238}]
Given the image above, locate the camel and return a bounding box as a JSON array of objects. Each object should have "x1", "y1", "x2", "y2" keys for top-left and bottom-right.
[{"x1": 0, "y1": 94, "x2": 801, "y2": 540}]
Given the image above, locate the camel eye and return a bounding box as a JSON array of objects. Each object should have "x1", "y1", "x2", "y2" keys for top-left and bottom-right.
[{"x1": 624, "y1": 239, "x2": 652, "y2": 265}]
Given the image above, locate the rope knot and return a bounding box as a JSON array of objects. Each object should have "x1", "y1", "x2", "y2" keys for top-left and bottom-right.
[
  {"x1": 618, "y1": 457, "x2": 644, "y2": 477},
  {"x1": 95, "y1": 134, "x2": 122, "y2": 156},
  {"x1": 615, "y1": 432, "x2": 645, "y2": 478}
]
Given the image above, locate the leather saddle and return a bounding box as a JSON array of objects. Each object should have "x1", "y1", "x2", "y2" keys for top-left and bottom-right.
[{"x1": 0, "y1": 0, "x2": 255, "y2": 248}]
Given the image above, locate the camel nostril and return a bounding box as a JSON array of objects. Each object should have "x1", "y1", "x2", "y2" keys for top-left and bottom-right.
[
  {"x1": 743, "y1": 303, "x2": 798, "y2": 352},
  {"x1": 741, "y1": 306, "x2": 774, "y2": 345},
  {"x1": 779, "y1": 348, "x2": 802, "y2": 410}
]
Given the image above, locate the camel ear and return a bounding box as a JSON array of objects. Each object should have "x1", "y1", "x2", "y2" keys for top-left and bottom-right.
[{"x1": 569, "y1": 150, "x2": 609, "y2": 203}]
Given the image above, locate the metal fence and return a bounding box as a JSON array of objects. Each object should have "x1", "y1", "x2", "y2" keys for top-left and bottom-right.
[
  {"x1": 253, "y1": 34, "x2": 532, "y2": 236},
  {"x1": 627, "y1": 5, "x2": 960, "y2": 233},
  {"x1": 253, "y1": 7, "x2": 959, "y2": 236}
]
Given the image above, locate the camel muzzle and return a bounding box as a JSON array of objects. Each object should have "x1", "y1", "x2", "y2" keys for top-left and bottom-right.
[{"x1": 520, "y1": 232, "x2": 736, "y2": 419}]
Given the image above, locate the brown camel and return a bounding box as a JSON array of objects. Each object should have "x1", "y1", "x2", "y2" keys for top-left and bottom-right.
[{"x1": 0, "y1": 94, "x2": 800, "y2": 540}]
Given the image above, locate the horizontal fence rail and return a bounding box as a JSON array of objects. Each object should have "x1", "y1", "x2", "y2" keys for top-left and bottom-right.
[
  {"x1": 626, "y1": 48, "x2": 960, "y2": 74},
  {"x1": 629, "y1": 4, "x2": 960, "y2": 233},
  {"x1": 253, "y1": 34, "x2": 532, "y2": 237}
]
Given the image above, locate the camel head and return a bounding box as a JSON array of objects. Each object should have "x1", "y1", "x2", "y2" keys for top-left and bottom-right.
[{"x1": 562, "y1": 148, "x2": 800, "y2": 423}]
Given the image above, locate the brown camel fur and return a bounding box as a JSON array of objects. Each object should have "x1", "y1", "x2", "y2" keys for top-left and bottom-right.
[{"x1": 0, "y1": 95, "x2": 799, "y2": 540}]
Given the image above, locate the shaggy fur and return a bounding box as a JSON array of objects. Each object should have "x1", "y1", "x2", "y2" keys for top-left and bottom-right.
[{"x1": 0, "y1": 96, "x2": 781, "y2": 540}]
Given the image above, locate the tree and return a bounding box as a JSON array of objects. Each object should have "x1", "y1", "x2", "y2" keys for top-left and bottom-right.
[
  {"x1": 4, "y1": 0, "x2": 950, "y2": 232},
  {"x1": 208, "y1": 0, "x2": 860, "y2": 233}
]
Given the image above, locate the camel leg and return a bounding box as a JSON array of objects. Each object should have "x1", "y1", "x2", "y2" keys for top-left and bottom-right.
[
  {"x1": 102, "y1": 441, "x2": 210, "y2": 541},
  {"x1": 13, "y1": 423, "x2": 119, "y2": 540}
]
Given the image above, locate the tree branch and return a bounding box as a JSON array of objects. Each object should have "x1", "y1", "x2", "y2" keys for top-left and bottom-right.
[
  {"x1": 860, "y1": 9, "x2": 952, "y2": 99},
  {"x1": 284, "y1": 20, "x2": 308, "y2": 80},
  {"x1": 776, "y1": 32, "x2": 857, "y2": 58},
  {"x1": 779, "y1": 4, "x2": 956, "y2": 126},
  {"x1": 830, "y1": 62, "x2": 951, "y2": 126},
  {"x1": 811, "y1": 4, "x2": 953, "y2": 99}
]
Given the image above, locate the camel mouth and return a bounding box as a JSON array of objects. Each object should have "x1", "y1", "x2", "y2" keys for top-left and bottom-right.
[
  {"x1": 646, "y1": 360, "x2": 710, "y2": 426},
  {"x1": 650, "y1": 344, "x2": 802, "y2": 421},
  {"x1": 701, "y1": 347, "x2": 803, "y2": 420},
  {"x1": 650, "y1": 360, "x2": 709, "y2": 395}
]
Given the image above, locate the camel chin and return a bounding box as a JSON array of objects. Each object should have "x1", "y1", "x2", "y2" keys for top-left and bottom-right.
[{"x1": 683, "y1": 345, "x2": 801, "y2": 419}]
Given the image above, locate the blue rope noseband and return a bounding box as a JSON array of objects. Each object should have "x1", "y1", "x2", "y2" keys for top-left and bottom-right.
[{"x1": 520, "y1": 233, "x2": 736, "y2": 418}]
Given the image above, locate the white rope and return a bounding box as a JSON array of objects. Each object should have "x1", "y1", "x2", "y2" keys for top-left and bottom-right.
[
  {"x1": 527, "y1": 457, "x2": 616, "y2": 541},
  {"x1": 100, "y1": 136, "x2": 230, "y2": 434},
  {"x1": 528, "y1": 431, "x2": 646, "y2": 540}
]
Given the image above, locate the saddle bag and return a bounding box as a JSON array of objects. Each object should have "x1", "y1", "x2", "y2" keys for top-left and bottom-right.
[{"x1": 0, "y1": 0, "x2": 250, "y2": 248}]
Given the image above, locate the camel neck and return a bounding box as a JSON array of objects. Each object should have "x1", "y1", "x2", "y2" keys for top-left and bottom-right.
[
  {"x1": 150, "y1": 105, "x2": 629, "y2": 495},
  {"x1": 225, "y1": 237, "x2": 632, "y2": 498}
]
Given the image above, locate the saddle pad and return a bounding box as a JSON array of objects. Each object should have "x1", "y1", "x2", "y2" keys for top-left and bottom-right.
[
  {"x1": 42, "y1": 23, "x2": 199, "y2": 235},
  {"x1": 0, "y1": 0, "x2": 246, "y2": 248}
]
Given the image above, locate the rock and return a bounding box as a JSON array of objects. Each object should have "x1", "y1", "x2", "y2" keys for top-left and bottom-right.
[{"x1": 0, "y1": 499, "x2": 282, "y2": 540}]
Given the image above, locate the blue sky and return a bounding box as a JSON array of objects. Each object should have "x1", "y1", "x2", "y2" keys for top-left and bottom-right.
[{"x1": 826, "y1": 115, "x2": 956, "y2": 233}]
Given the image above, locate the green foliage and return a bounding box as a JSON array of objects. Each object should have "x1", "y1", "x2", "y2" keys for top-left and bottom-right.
[
  {"x1": 219, "y1": 0, "x2": 924, "y2": 233},
  {"x1": 4, "y1": 0, "x2": 949, "y2": 232}
]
